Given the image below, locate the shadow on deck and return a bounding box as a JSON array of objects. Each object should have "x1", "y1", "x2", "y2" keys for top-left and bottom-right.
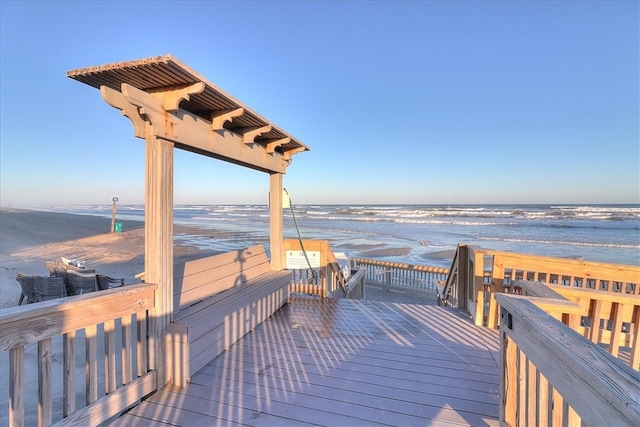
[{"x1": 110, "y1": 295, "x2": 500, "y2": 426}]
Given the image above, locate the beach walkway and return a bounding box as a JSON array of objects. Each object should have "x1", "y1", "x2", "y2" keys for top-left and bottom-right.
[
  {"x1": 364, "y1": 283, "x2": 440, "y2": 305},
  {"x1": 110, "y1": 294, "x2": 500, "y2": 426}
]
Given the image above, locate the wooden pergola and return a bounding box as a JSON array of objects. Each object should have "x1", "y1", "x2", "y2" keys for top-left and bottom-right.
[{"x1": 67, "y1": 54, "x2": 309, "y2": 386}]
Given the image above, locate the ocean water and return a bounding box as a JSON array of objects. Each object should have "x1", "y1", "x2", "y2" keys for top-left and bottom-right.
[{"x1": 48, "y1": 204, "x2": 640, "y2": 268}]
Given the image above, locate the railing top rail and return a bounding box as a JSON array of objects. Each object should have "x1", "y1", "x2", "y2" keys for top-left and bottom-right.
[
  {"x1": 472, "y1": 246, "x2": 640, "y2": 272},
  {"x1": 542, "y1": 281, "x2": 640, "y2": 302},
  {"x1": 496, "y1": 294, "x2": 640, "y2": 426},
  {"x1": 352, "y1": 257, "x2": 449, "y2": 273},
  {"x1": 0, "y1": 283, "x2": 156, "y2": 351},
  {"x1": 514, "y1": 280, "x2": 568, "y2": 299}
]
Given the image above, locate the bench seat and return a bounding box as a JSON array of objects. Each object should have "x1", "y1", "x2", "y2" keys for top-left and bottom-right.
[{"x1": 168, "y1": 245, "x2": 291, "y2": 386}]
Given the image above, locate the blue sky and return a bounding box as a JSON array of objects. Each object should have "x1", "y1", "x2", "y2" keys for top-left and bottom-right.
[{"x1": 1, "y1": 1, "x2": 638, "y2": 207}]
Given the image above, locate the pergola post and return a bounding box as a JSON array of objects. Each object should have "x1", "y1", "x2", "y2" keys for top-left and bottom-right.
[
  {"x1": 144, "y1": 131, "x2": 174, "y2": 387},
  {"x1": 68, "y1": 54, "x2": 310, "y2": 391},
  {"x1": 269, "y1": 173, "x2": 284, "y2": 270}
]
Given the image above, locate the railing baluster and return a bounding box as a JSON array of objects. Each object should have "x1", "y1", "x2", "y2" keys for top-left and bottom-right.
[
  {"x1": 85, "y1": 324, "x2": 98, "y2": 404},
  {"x1": 610, "y1": 302, "x2": 624, "y2": 357},
  {"x1": 538, "y1": 372, "x2": 549, "y2": 427},
  {"x1": 137, "y1": 312, "x2": 148, "y2": 377},
  {"x1": 38, "y1": 338, "x2": 52, "y2": 427},
  {"x1": 9, "y1": 347, "x2": 24, "y2": 427},
  {"x1": 63, "y1": 331, "x2": 76, "y2": 417},
  {"x1": 104, "y1": 319, "x2": 117, "y2": 394},
  {"x1": 122, "y1": 314, "x2": 133, "y2": 384}
]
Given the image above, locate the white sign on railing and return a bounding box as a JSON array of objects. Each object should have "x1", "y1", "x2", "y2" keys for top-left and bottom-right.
[{"x1": 286, "y1": 250, "x2": 321, "y2": 269}]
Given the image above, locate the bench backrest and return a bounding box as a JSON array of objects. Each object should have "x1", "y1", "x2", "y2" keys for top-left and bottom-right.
[{"x1": 173, "y1": 244, "x2": 272, "y2": 312}]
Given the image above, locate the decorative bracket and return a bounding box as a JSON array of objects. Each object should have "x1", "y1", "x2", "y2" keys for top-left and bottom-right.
[
  {"x1": 100, "y1": 85, "x2": 146, "y2": 138},
  {"x1": 265, "y1": 137, "x2": 291, "y2": 154},
  {"x1": 242, "y1": 125, "x2": 271, "y2": 144},
  {"x1": 211, "y1": 107, "x2": 244, "y2": 131},
  {"x1": 121, "y1": 83, "x2": 164, "y2": 117},
  {"x1": 149, "y1": 82, "x2": 205, "y2": 112},
  {"x1": 283, "y1": 146, "x2": 307, "y2": 160}
]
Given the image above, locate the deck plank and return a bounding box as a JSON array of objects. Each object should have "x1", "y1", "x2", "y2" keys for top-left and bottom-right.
[{"x1": 112, "y1": 296, "x2": 500, "y2": 426}]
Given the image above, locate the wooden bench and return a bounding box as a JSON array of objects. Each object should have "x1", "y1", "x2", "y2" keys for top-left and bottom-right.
[{"x1": 168, "y1": 244, "x2": 291, "y2": 387}]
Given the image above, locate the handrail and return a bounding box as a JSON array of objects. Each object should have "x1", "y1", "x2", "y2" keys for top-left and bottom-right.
[
  {"x1": 343, "y1": 268, "x2": 366, "y2": 300},
  {"x1": 326, "y1": 248, "x2": 350, "y2": 296},
  {"x1": 0, "y1": 283, "x2": 157, "y2": 427},
  {"x1": 351, "y1": 257, "x2": 448, "y2": 294},
  {"x1": 439, "y1": 244, "x2": 461, "y2": 307},
  {"x1": 496, "y1": 294, "x2": 640, "y2": 426}
]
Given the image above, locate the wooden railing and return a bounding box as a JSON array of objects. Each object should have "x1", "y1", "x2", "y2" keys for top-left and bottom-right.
[
  {"x1": 496, "y1": 294, "x2": 640, "y2": 426},
  {"x1": 516, "y1": 280, "x2": 640, "y2": 369},
  {"x1": 438, "y1": 245, "x2": 640, "y2": 424},
  {"x1": 0, "y1": 283, "x2": 157, "y2": 427},
  {"x1": 440, "y1": 244, "x2": 640, "y2": 328},
  {"x1": 351, "y1": 258, "x2": 448, "y2": 294},
  {"x1": 284, "y1": 239, "x2": 363, "y2": 299}
]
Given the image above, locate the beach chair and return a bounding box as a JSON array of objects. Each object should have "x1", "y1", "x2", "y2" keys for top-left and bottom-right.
[
  {"x1": 97, "y1": 274, "x2": 125, "y2": 290},
  {"x1": 67, "y1": 269, "x2": 98, "y2": 295},
  {"x1": 16, "y1": 272, "x2": 36, "y2": 305},
  {"x1": 34, "y1": 275, "x2": 66, "y2": 301}
]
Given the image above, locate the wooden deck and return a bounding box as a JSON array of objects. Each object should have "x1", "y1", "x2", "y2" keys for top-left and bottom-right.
[{"x1": 110, "y1": 295, "x2": 500, "y2": 426}]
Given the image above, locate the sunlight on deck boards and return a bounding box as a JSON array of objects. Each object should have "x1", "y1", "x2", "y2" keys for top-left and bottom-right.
[{"x1": 110, "y1": 296, "x2": 500, "y2": 426}]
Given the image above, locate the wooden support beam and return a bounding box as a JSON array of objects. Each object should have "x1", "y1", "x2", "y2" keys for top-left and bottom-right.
[
  {"x1": 242, "y1": 124, "x2": 271, "y2": 144},
  {"x1": 211, "y1": 107, "x2": 244, "y2": 130},
  {"x1": 113, "y1": 84, "x2": 292, "y2": 173}
]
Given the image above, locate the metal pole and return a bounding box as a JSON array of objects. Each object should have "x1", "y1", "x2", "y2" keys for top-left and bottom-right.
[{"x1": 111, "y1": 197, "x2": 118, "y2": 233}]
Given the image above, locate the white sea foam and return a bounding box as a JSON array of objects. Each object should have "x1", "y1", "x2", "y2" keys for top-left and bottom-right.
[{"x1": 46, "y1": 203, "x2": 640, "y2": 266}]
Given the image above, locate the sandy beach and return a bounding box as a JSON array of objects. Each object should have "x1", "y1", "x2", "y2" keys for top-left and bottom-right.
[{"x1": 0, "y1": 208, "x2": 224, "y2": 309}]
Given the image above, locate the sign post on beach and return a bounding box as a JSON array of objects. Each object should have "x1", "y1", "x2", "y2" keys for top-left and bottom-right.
[{"x1": 111, "y1": 197, "x2": 118, "y2": 233}]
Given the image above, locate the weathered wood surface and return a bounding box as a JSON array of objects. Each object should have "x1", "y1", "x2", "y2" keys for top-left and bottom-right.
[
  {"x1": 172, "y1": 244, "x2": 270, "y2": 311},
  {"x1": 496, "y1": 294, "x2": 640, "y2": 426},
  {"x1": 0, "y1": 283, "x2": 156, "y2": 351},
  {"x1": 169, "y1": 246, "x2": 291, "y2": 387},
  {"x1": 511, "y1": 281, "x2": 640, "y2": 369},
  {"x1": 0, "y1": 284, "x2": 156, "y2": 427},
  {"x1": 112, "y1": 296, "x2": 501, "y2": 426}
]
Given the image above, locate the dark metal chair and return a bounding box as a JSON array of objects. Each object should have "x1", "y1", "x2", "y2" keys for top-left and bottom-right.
[
  {"x1": 34, "y1": 276, "x2": 66, "y2": 301},
  {"x1": 97, "y1": 275, "x2": 125, "y2": 290},
  {"x1": 16, "y1": 272, "x2": 36, "y2": 304},
  {"x1": 67, "y1": 269, "x2": 98, "y2": 295}
]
